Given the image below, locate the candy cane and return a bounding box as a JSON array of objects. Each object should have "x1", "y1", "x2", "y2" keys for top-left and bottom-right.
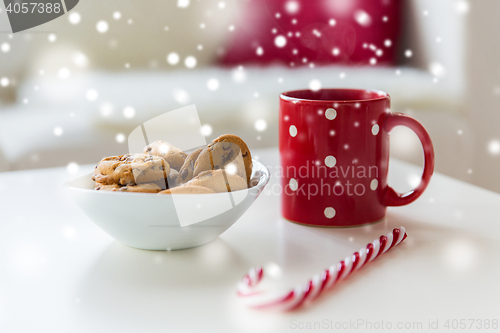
[{"x1": 237, "y1": 227, "x2": 407, "y2": 310}]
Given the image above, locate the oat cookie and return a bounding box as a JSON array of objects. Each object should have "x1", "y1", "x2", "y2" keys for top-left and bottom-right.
[
  {"x1": 177, "y1": 147, "x2": 203, "y2": 185},
  {"x1": 94, "y1": 182, "x2": 162, "y2": 193},
  {"x1": 158, "y1": 185, "x2": 216, "y2": 194},
  {"x1": 119, "y1": 183, "x2": 163, "y2": 193},
  {"x1": 94, "y1": 183, "x2": 121, "y2": 191},
  {"x1": 143, "y1": 141, "x2": 187, "y2": 171},
  {"x1": 92, "y1": 154, "x2": 170, "y2": 185},
  {"x1": 186, "y1": 169, "x2": 247, "y2": 193},
  {"x1": 147, "y1": 168, "x2": 179, "y2": 190},
  {"x1": 193, "y1": 134, "x2": 252, "y2": 184},
  {"x1": 168, "y1": 168, "x2": 179, "y2": 185}
]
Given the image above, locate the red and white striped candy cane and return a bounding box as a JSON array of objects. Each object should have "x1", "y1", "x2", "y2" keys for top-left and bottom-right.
[{"x1": 237, "y1": 227, "x2": 407, "y2": 310}]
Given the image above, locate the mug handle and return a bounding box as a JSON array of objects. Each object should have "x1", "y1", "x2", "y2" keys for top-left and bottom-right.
[{"x1": 384, "y1": 113, "x2": 435, "y2": 207}]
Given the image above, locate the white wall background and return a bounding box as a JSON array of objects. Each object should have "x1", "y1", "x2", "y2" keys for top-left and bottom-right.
[{"x1": 465, "y1": 0, "x2": 500, "y2": 192}]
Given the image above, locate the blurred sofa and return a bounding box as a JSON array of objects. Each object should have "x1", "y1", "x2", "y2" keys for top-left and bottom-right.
[{"x1": 0, "y1": 0, "x2": 471, "y2": 183}]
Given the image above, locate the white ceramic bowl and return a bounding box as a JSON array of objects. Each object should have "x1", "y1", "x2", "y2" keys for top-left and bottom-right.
[{"x1": 65, "y1": 160, "x2": 269, "y2": 250}]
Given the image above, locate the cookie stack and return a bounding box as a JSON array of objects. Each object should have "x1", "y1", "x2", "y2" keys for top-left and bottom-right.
[{"x1": 92, "y1": 134, "x2": 252, "y2": 194}]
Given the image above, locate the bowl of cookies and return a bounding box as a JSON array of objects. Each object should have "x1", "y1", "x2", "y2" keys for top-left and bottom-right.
[{"x1": 65, "y1": 134, "x2": 269, "y2": 250}]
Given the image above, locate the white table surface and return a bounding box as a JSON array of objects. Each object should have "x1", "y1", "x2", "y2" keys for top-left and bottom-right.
[{"x1": 1, "y1": 147, "x2": 499, "y2": 333}]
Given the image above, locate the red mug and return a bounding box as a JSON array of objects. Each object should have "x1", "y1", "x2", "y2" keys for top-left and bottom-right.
[{"x1": 279, "y1": 89, "x2": 434, "y2": 227}]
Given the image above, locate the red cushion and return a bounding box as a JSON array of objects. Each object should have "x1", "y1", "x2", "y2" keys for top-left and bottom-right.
[{"x1": 218, "y1": 0, "x2": 401, "y2": 67}]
